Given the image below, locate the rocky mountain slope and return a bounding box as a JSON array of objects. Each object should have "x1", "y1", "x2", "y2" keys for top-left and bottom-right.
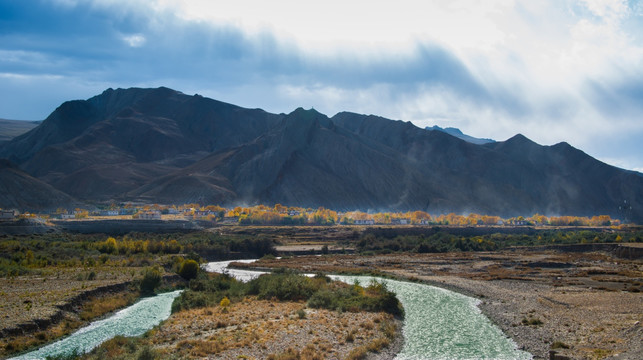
[
  {"x1": 0, "y1": 160, "x2": 79, "y2": 210},
  {"x1": 0, "y1": 87, "x2": 641, "y2": 221}
]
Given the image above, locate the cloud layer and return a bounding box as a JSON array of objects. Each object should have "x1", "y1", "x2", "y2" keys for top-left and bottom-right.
[{"x1": 0, "y1": 0, "x2": 642, "y2": 171}]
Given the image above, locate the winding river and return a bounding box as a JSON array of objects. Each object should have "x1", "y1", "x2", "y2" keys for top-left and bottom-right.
[
  {"x1": 14, "y1": 259, "x2": 532, "y2": 359},
  {"x1": 205, "y1": 260, "x2": 532, "y2": 360},
  {"x1": 10, "y1": 290, "x2": 182, "y2": 360}
]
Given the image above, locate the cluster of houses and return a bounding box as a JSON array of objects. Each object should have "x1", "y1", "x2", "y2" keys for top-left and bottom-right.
[
  {"x1": 51, "y1": 208, "x2": 161, "y2": 220},
  {"x1": 351, "y1": 218, "x2": 430, "y2": 225},
  {"x1": 1, "y1": 205, "x2": 574, "y2": 227},
  {"x1": 48, "y1": 206, "x2": 204, "y2": 220},
  {"x1": 0, "y1": 207, "x2": 443, "y2": 226},
  {"x1": 0, "y1": 210, "x2": 16, "y2": 221}
]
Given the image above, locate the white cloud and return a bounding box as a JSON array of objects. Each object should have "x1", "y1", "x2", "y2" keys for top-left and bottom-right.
[
  {"x1": 578, "y1": 0, "x2": 629, "y2": 21},
  {"x1": 122, "y1": 34, "x2": 146, "y2": 47}
]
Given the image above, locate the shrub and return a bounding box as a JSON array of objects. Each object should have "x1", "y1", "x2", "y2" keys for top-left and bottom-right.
[
  {"x1": 220, "y1": 296, "x2": 230, "y2": 308},
  {"x1": 261, "y1": 254, "x2": 276, "y2": 260},
  {"x1": 307, "y1": 281, "x2": 404, "y2": 317},
  {"x1": 178, "y1": 259, "x2": 199, "y2": 280},
  {"x1": 551, "y1": 341, "x2": 570, "y2": 349},
  {"x1": 521, "y1": 317, "x2": 543, "y2": 326},
  {"x1": 137, "y1": 346, "x2": 157, "y2": 360},
  {"x1": 172, "y1": 291, "x2": 211, "y2": 313},
  {"x1": 297, "y1": 308, "x2": 306, "y2": 319},
  {"x1": 173, "y1": 272, "x2": 403, "y2": 317},
  {"x1": 247, "y1": 272, "x2": 320, "y2": 301},
  {"x1": 346, "y1": 346, "x2": 368, "y2": 360},
  {"x1": 140, "y1": 267, "x2": 161, "y2": 296}
]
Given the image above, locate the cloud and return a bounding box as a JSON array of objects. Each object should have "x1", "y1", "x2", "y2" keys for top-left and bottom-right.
[
  {"x1": 0, "y1": 0, "x2": 642, "y2": 171},
  {"x1": 122, "y1": 34, "x2": 146, "y2": 47}
]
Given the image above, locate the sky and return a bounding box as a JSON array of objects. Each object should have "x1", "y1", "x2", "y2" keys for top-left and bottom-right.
[{"x1": 1, "y1": 0, "x2": 642, "y2": 172}]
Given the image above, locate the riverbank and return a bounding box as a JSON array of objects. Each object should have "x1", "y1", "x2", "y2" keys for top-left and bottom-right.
[
  {"x1": 73, "y1": 268, "x2": 404, "y2": 360},
  {"x1": 0, "y1": 269, "x2": 134, "y2": 358},
  {"x1": 0, "y1": 267, "x2": 183, "y2": 359},
  {"x1": 238, "y1": 249, "x2": 642, "y2": 360}
]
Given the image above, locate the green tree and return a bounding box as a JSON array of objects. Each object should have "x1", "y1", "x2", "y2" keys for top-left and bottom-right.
[
  {"x1": 178, "y1": 259, "x2": 199, "y2": 280},
  {"x1": 140, "y1": 267, "x2": 161, "y2": 296}
]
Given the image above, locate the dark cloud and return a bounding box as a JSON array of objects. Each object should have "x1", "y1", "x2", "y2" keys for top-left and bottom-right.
[{"x1": 0, "y1": 1, "x2": 531, "y2": 118}]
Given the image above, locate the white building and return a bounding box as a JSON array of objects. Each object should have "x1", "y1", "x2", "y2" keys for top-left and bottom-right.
[{"x1": 354, "y1": 219, "x2": 374, "y2": 225}]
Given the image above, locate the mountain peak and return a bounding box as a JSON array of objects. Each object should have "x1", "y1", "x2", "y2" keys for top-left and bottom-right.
[
  {"x1": 289, "y1": 107, "x2": 326, "y2": 117},
  {"x1": 425, "y1": 125, "x2": 495, "y2": 145},
  {"x1": 505, "y1": 133, "x2": 534, "y2": 144}
]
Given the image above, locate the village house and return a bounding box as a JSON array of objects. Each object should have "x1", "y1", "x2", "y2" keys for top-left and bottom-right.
[
  {"x1": 61, "y1": 213, "x2": 75, "y2": 219},
  {"x1": 391, "y1": 218, "x2": 410, "y2": 225},
  {"x1": 194, "y1": 210, "x2": 218, "y2": 217},
  {"x1": 354, "y1": 219, "x2": 374, "y2": 225},
  {"x1": 138, "y1": 210, "x2": 161, "y2": 220},
  {"x1": 0, "y1": 210, "x2": 16, "y2": 220},
  {"x1": 221, "y1": 216, "x2": 239, "y2": 224},
  {"x1": 419, "y1": 219, "x2": 430, "y2": 225},
  {"x1": 100, "y1": 210, "x2": 119, "y2": 216}
]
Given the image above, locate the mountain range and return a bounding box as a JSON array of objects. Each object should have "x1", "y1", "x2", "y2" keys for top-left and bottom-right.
[{"x1": 0, "y1": 87, "x2": 641, "y2": 222}]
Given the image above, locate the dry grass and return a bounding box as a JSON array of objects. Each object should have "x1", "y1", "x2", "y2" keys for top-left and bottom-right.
[
  {"x1": 0, "y1": 266, "x2": 144, "y2": 358},
  {"x1": 1, "y1": 316, "x2": 83, "y2": 355},
  {"x1": 79, "y1": 291, "x2": 139, "y2": 321},
  {"x1": 144, "y1": 297, "x2": 396, "y2": 359},
  {"x1": 0, "y1": 289, "x2": 140, "y2": 357}
]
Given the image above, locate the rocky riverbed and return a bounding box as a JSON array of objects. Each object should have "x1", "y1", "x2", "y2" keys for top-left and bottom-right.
[{"x1": 238, "y1": 249, "x2": 642, "y2": 360}]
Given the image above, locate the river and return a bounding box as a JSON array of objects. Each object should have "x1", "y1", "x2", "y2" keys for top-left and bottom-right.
[
  {"x1": 205, "y1": 260, "x2": 532, "y2": 360},
  {"x1": 10, "y1": 290, "x2": 182, "y2": 360},
  {"x1": 14, "y1": 259, "x2": 532, "y2": 359}
]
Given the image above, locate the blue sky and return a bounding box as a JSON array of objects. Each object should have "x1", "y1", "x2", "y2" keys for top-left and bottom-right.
[{"x1": 1, "y1": 0, "x2": 642, "y2": 171}]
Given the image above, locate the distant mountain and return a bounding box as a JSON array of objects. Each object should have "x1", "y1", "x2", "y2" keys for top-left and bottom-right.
[
  {"x1": 0, "y1": 159, "x2": 80, "y2": 211},
  {"x1": 425, "y1": 125, "x2": 495, "y2": 145},
  {"x1": 0, "y1": 119, "x2": 41, "y2": 142},
  {"x1": 0, "y1": 87, "x2": 641, "y2": 222},
  {"x1": 0, "y1": 87, "x2": 282, "y2": 200}
]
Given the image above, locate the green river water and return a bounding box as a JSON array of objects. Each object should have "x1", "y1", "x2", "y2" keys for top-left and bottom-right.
[
  {"x1": 331, "y1": 275, "x2": 532, "y2": 360},
  {"x1": 11, "y1": 290, "x2": 182, "y2": 360},
  {"x1": 13, "y1": 260, "x2": 532, "y2": 359}
]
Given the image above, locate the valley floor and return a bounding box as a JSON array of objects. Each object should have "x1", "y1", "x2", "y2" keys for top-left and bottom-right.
[
  {"x1": 129, "y1": 299, "x2": 402, "y2": 360},
  {"x1": 238, "y1": 249, "x2": 643, "y2": 360}
]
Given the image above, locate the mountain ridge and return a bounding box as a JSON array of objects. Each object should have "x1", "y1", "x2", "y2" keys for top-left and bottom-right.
[
  {"x1": 426, "y1": 125, "x2": 495, "y2": 145},
  {"x1": 0, "y1": 87, "x2": 640, "y2": 222}
]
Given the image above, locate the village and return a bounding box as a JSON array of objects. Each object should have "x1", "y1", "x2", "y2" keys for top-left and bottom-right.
[{"x1": 0, "y1": 203, "x2": 621, "y2": 228}]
